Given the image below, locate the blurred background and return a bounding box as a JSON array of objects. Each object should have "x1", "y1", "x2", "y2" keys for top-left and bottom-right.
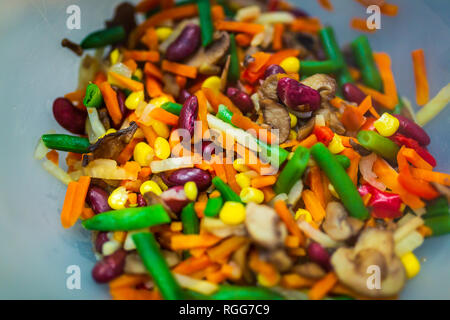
[{"x1": 0, "y1": 0, "x2": 448, "y2": 299}]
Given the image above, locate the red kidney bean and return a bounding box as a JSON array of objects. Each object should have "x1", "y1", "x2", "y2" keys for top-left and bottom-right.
[
  {"x1": 52, "y1": 97, "x2": 87, "y2": 134},
  {"x1": 342, "y1": 83, "x2": 383, "y2": 110},
  {"x1": 393, "y1": 114, "x2": 430, "y2": 146},
  {"x1": 87, "y1": 186, "x2": 111, "y2": 214},
  {"x1": 277, "y1": 78, "x2": 321, "y2": 112},
  {"x1": 177, "y1": 89, "x2": 192, "y2": 104},
  {"x1": 95, "y1": 232, "x2": 109, "y2": 253},
  {"x1": 179, "y1": 95, "x2": 199, "y2": 138},
  {"x1": 307, "y1": 242, "x2": 331, "y2": 270},
  {"x1": 226, "y1": 87, "x2": 255, "y2": 114},
  {"x1": 264, "y1": 64, "x2": 286, "y2": 80},
  {"x1": 166, "y1": 168, "x2": 212, "y2": 191},
  {"x1": 202, "y1": 141, "x2": 220, "y2": 161},
  {"x1": 166, "y1": 24, "x2": 201, "y2": 62},
  {"x1": 160, "y1": 186, "x2": 190, "y2": 214},
  {"x1": 92, "y1": 249, "x2": 126, "y2": 283},
  {"x1": 115, "y1": 88, "x2": 128, "y2": 118},
  {"x1": 137, "y1": 194, "x2": 147, "y2": 207}
]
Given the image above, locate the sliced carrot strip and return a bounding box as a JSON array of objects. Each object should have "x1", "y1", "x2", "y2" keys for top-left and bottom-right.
[
  {"x1": 149, "y1": 108, "x2": 179, "y2": 126},
  {"x1": 302, "y1": 190, "x2": 326, "y2": 222},
  {"x1": 274, "y1": 201, "x2": 304, "y2": 242},
  {"x1": 308, "y1": 272, "x2": 338, "y2": 300},
  {"x1": 224, "y1": 163, "x2": 241, "y2": 194},
  {"x1": 123, "y1": 59, "x2": 137, "y2": 73},
  {"x1": 108, "y1": 72, "x2": 144, "y2": 92},
  {"x1": 206, "y1": 236, "x2": 248, "y2": 264},
  {"x1": 374, "y1": 52, "x2": 399, "y2": 106},
  {"x1": 99, "y1": 81, "x2": 122, "y2": 126},
  {"x1": 109, "y1": 274, "x2": 150, "y2": 289},
  {"x1": 117, "y1": 138, "x2": 145, "y2": 165},
  {"x1": 318, "y1": 0, "x2": 333, "y2": 11},
  {"x1": 350, "y1": 17, "x2": 377, "y2": 33},
  {"x1": 411, "y1": 49, "x2": 430, "y2": 106},
  {"x1": 171, "y1": 234, "x2": 221, "y2": 250},
  {"x1": 172, "y1": 254, "x2": 213, "y2": 274},
  {"x1": 310, "y1": 166, "x2": 325, "y2": 208},
  {"x1": 235, "y1": 33, "x2": 252, "y2": 47},
  {"x1": 251, "y1": 176, "x2": 277, "y2": 188},
  {"x1": 46, "y1": 150, "x2": 59, "y2": 166},
  {"x1": 411, "y1": 168, "x2": 450, "y2": 186},
  {"x1": 290, "y1": 17, "x2": 322, "y2": 33},
  {"x1": 215, "y1": 20, "x2": 264, "y2": 35},
  {"x1": 145, "y1": 76, "x2": 163, "y2": 98},
  {"x1": 61, "y1": 182, "x2": 78, "y2": 229},
  {"x1": 162, "y1": 60, "x2": 197, "y2": 79},
  {"x1": 123, "y1": 50, "x2": 160, "y2": 62},
  {"x1": 211, "y1": 5, "x2": 225, "y2": 21},
  {"x1": 281, "y1": 274, "x2": 315, "y2": 289},
  {"x1": 231, "y1": 114, "x2": 277, "y2": 144},
  {"x1": 144, "y1": 62, "x2": 163, "y2": 80}
]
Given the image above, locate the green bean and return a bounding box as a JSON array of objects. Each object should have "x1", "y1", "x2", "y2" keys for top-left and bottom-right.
[
  {"x1": 217, "y1": 104, "x2": 234, "y2": 125},
  {"x1": 228, "y1": 34, "x2": 240, "y2": 82},
  {"x1": 161, "y1": 102, "x2": 183, "y2": 116},
  {"x1": 311, "y1": 143, "x2": 369, "y2": 220},
  {"x1": 83, "y1": 83, "x2": 103, "y2": 108},
  {"x1": 41, "y1": 134, "x2": 90, "y2": 153},
  {"x1": 301, "y1": 60, "x2": 342, "y2": 76},
  {"x1": 204, "y1": 196, "x2": 224, "y2": 217},
  {"x1": 424, "y1": 197, "x2": 449, "y2": 218},
  {"x1": 335, "y1": 154, "x2": 351, "y2": 170},
  {"x1": 274, "y1": 146, "x2": 310, "y2": 194},
  {"x1": 80, "y1": 26, "x2": 126, "y2": 49},
  {"x1": 132, "y1": 232, "x2": 186, "y2": 300},
  {"x1": 82, "y1": 205, "x2": 171, "y2": 231},
  {"x1": 212, "y1": 177, "x2": 242, "y2": 203},
  {"x1": 357, "y1": 130, "x2": 400, "y2": 162},
  {"x1": 197, "y1": 0, "x2": 214, "y2": 47},
  {"x1": 424, "y1": 216, "x2": 450, "y2": 237},
  {"x1": 181, "y1": 203, "x2": 199, "y2": 234},
  {"x1": 351, "y1": 35, "x2": 383, "y2": 92},
  {"x1": 187, "y1": 285, "x2": 285, "y2": 300}
]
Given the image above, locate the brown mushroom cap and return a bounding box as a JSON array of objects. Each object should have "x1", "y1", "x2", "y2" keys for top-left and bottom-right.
[
  {"x1": 323, "y1": 202, "x2": 364, "y2": 241},
  {"x1": 331, "y1": 228, "x2": 406, "y2": 298},
  {"x1": 258, "y1": 74, "x2": 279, "y2": 101},
  {"x1": 300, "y1": 74, "x2": 337, "y2": 102},
  {"x1": 185, "y1": 31, "x2": 230, "y2": 71},
  {"x1": 260, "y1": 99, "x2": 291, "y2": 144},
  {"x1": 293, "y1": 262, "x2": 326, "y2": 279}
]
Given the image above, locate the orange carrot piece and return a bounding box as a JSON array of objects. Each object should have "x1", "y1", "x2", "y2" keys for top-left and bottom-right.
[
  {"x1": 117, "y1": 138, "x2": 145, "y2": 165},
  {"x1": 195, "y1": 90, "x2": 209, "y2": 135},
  {"x1": 194, "y1": 201, "x2": 207, "y2": 218},
  {"x1": 261, "y1": 186, "x2": 276, "y2": 203},
  {"x1": 128, "y1": 193, "x2": 137, "y2": 205},
  {"x1": 215, "y1": 20, "x2": 264, "y2": 35},
  {"x1": 374, "y1": 52, "x2": 398, "y2": 105},
  {"x1": 141, "y1": 27, "x2": 159, "y2": 51},
  {"x1": 350, "y1": 17, "x2": 377, "y2": 33},
  {"x1": 381, "y1": 3, "x2": 398, "y2": 16},
  {"x1": 135, "y1": 0, "x2": 159, "y2": 13},
  {"x1": 123, "y1": 50, "x2": 160, "y2": 62},
  {"x1": 302, "y1": 190, "x2": 326, "y2": 222},
  {"x1": 349, "y1": 66, "x2": 361, "y2": 81},
  {"x1": 318, "y1": 0, "x2": 333, "y2": 11},
  {"x1": 341, "y1": 148, "x2": 361, "y2": 185},
  {"x1": 64, "y1": 89, "x2": 85, "y2": 107},
  {"x1": 46, "y1": 150, "x2": 59, "y2": 166},
  {"x1": 401, "y1": 147, "x2": 433, "y2": 171},
  {"x1": 231, "y1": 114, "x2": 277, "y2": 144},
  {"x1": 251, "y1": 176, "x2": 277, "y2": 188},
  {"x1": 61, "y1": 182, "x2": 78, "y2": 229},
  {"x1": 296, "y1": 134, "x2": 318, "y2": 149},
  {"x1": 149, "y1": 108, "x2": 179, "y2": 126},
  {"x1": 123, "y1": 59, "x2": 137, "y2": 73},
  {"x1": 274, "y1": 200, "x2": 304, "y2": 242},
  {"x1": 357, "y1": 95, "x2": 373, "y2": 115},
  {"x1": 99, "y1": 81, "x2": 122, "y2": 126},
  {"x1": 175, "y1": 75, "x2": 187, "y2": 89},
  {"x1": 138, "y1": 167, "x2": 152, "y2": 180},
  {"x1": 224, "y1": 163, "x2": 241, "y2": 194},
  {"x1": 310, "y1": 166, "x2": 325, "y2": 208},
  {"x1": 281, "y1": 274, "x2": 315, "y2": 289},
  {"x1": 357, "y1": 84, "x2": 397, "y2": 109},
  {"x1": 211, "y1": 5, "x2": 225, "y2": 21},
  {"x1": 272, "y1": 23, "x2": 285, "y2": 51},
  {"x1": 109, "y1": 274, "x2": 150, "y2": 289},
  {"x1": 93, "y1": 71, "x2": 107, "y2": 86},
  {"x1": 285, "y1": 235, "x2": 301, "y2": 248},
  {"x1": 206, "y1": 236, "x2": 248, "y2": 263},
  {"x1": 171, "y1": 234, "x2": 221, "y2": 250},
  {"x1": 248, "y1": 251, "x2": 279, "y2": 284},
  {"x1": 202, "y1": 87, "x2": 242, "y2": 115},
  {"x1": 308, "y1": 272, "x2": 338, "y2": 300},
  {"x1": 411, "y1": 168, "x2": 450, "y2": 186},
  {"x1": 290, "y1": 17, "x2": 322, "y2": 33},
  {"x1": 144, "y1": 62, "x2": 163, "y2": 80},
  {"x1": 110, "y1": 287, "x2": 161, "y2": 300},
  {"x1": 411, "y1": 49, "x2": 430, "y2": 106},
  {"x1": 70, "y1": 176, "x2": 91, "y2": 224},
  {"x1": 235, "y1": 33, "x2": 252, "y2": 47},
  {"x1": 206, "y1": 271, "x2": 228, "y2": 284},
  {"x1": 109, "y1": 72, "x2": 144, "y2": 92},
  {"x1": 172, "y1": 254, "x2": 213, "y2": 274},
  {"x1": 162, "y1": 60, "x2": 197, "y2": 79},
  {"x1": 145, "y1": 76, "x2": 163, "y2": 98},
  {"x1": 139, "y1": 123, "x2": 158, "y2": 147},
  {"x1": 211, "y1": 156, "x2": 228, "y2": 183},
  {"x1": 81, "y1": 207, "x2": 95, "y2": 220},
  {"x1": 161, "y1": 0, "x2": 175, "y2": 10}
]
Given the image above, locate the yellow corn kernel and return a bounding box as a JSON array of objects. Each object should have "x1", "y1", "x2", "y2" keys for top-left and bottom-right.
[
  {"x1": 108, "y1": 186, "x2": 128, "y2": 210},
  {"x1": 140, "y1": 180, "x2": 162, "y2": 196},
  {"x1": 156, "y1": 27, "x2": 173, "y2": 42},
  {"x1": 150, "y1": 119, "x2": 170, "y2": 138},
  {"x1": 374, "y1": 112, "x2": 400, "y2": 137},
  {"x1": 133, "y1": 142, "x2": 154, "y2": 167},
  {"x1": 235, "y1": 173, "x2": 251, "y2": 189},
  {"x1": 150, "y1": 96, "x2": 171, "y2": 108},
  {"x1": 133, "y1": 68, "x2": 143, "y2": 81},
  {"x1": 328, "y1": 134, "x2": 345, "y2": 154},
  {"x1": 113, "y1": 231, "x2": 127, "y2": 243},
  {"x1": 233, "y1": 158, "x2": 249, "y2": 172},
  {"x1": 202, "y1": 76, "x2": 222, "y2": 92},
  {"x1": 257, "y1": 272, "x2": 280, "y2": 287},
  {"x1": 288, "y1": 130, "x2": 297, "y2": 141},
  {"x1": 110, "y1": 48, "x2": 120, "y2": 65},
  {"x1": 280, "y1": 57, "x2": 300, "y2": 74},
  {"x1": 295, "y1": 209, "x2": 313, "y2": 222},
  {"x1": 219, "y1": 201, "x2": 246, "y2": 225},
  {"x1": 401, "y1": 252, "x2": 421, "y2": 279},
  {"x1": 289, "y1": 113, "x2": 297, "y2": 128},
  {"x1": 328, "y1": 183, "x2": 340, "y2": 199},
  {"x1": 154, "y1": 137, "x2": 171, "y2": 159},
  {"x1": 125, "y1": 90, "x2": 145, "y2": 110},
  {"x1": 170, "y1": 222, "x2": 183, "y2": 232},
  {"x1": 240, "y1": 187, "x2": 264, "y2": 204},
  {"x1": 184, "y1": 181, "x2": 198, "y2": 201}
]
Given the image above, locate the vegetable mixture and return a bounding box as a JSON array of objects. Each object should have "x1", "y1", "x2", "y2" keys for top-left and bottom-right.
[{"x1": 35, "y1": 0, "x2": 450, "y2": 300}]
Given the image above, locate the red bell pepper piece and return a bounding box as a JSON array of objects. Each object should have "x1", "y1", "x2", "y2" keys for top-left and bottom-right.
[
  {"x1": 313, "y1": 126, "x2": 334, "y2": 145},
  {"x1": 390, "y1": 133, "x2": 436, "y2": 167},
  {"x1": 358, "y1": 184, "x2": 403, "y2": 219}
]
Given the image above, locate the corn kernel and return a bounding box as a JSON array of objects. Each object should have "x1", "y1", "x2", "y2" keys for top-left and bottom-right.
[
  {"x1": 374, "y1": 112, "x2": 400, "y2": 137},
  {"x1": 140, "y1": 180, "x2": 162, "y2": 196},
  {"x1": 156, "y1": 27, "x2": 173, "y2": 42},
  {"x1": 280, "y1": 57, "x2": 300, "y2": 74},
  {"x1": 202, "y1": 76, "x2": 222, "y2": 92},
  {"x1": 328, "y1": 184, "x2": 340, "y2": 199},
  {"x1": 154, "y1": 137, "x2": 171, "y2": 159},
  {"x1": 219, "y1": 201, "x2": 246, "y2": 225},
  {"x1": 328, "y1": 134, "x2": 345, "y2": 154},
  {"x1": 133, "y1": 68, "x2": 143, "y2": 81},
  {"x1": 150, "y1": 119, "x2": 170, "y2": 138},
  {"x1": 150, "y1": 96, "x2": 171, "y2": 108},
  {"x1": 125, "y1": 90, "x2": 145, "y2": 110},
  {"x1": 295, "y1": 209, "x2": 313, "y2": 222},
  {"x1": 257, "y1": 272, "x2": 280, "y2": 287},
  {"x1": 108, "y1": 186, "x2": 128, "y2": 210},
  {"x1": 184, "y1": 181, "x2": 198, "y2": 201},
  {"x1": 240, "y1": 187, "x2": 264, "y2": 204},
  {"x1": 113, "y1": 231, "x2": 127, "y2": 243},
  {"x1": 102, "y1": 240, "x2": 121, "y2": 256},
  {"x1": 289, "y1": 130, "x2": 297, "y2": 141},
  {"x1": 134, "y1": 142, "x2": 154, "y2": 167},
  {"x1": 233, "y1": 158, "x2": 249, "y2": 172},
  {"x1": 289, "y1": 113, "x2": 297, "y2": 128},
  {"x1": 401, "y1": 252, "x2": 421, "y2": 279},
  {"x1": 235, "y1": 173, "x2": 251, "y2": 189},
  {"x1": 110, "y1": 48, "x2": 120, "y2": 65}
]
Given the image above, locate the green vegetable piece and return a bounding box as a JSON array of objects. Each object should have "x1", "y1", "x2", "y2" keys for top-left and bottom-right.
[
  {"x1": 217, "y1": 104, "x2": 234, "y2": 125},
  {"x1": 300, "y1": 60, "x2": 342, "y2": 76},
  {"x1": 335, "y1": 154, "x2": 351, "y2": 170},
  {"x1": 256, "y1": 139, "x2": 290, "y2": 168},
  {"x1": 275, "y1": 146, "x2": 310, "y2": 194},
  {"x1": 351, "y1": 35, "x2": 383, "y2": 92},
  {"x1": 161, "y1": 102, "x2": 183, "y2": 116},
  {"x1": 181, "y1": 203, "x2": 199, "y2": 235},
  {"x1": 41, "y1": 134, "x2": 90, "y2": 153},
  {"x1": 424, "y1": 216, "x2": 450, "y2": 237},
  {"x1": 204, "y1": 196, "x2": 224, "y2": 217},
  {"x1": 82, "y1": 205, "x2": 171, "y2": 231},
  {"x1": 228, "y1": 34, "x2": 240, "y2": 82},
  {"x1": 80, "y1": 26, "x2": 126, "y2": 49},
  {"x1": 83, "y1": 83, "x2": 103, "y2": 108},
  {"x1": 212, "y1": 177, "x2": 242, "y2": 203},
  {"x1": 188, "y1": 285, "x2": 285, "y2": 300},
  {"x1": 424, "y1": 197, "x2": 449, "y2": 218},
  {"x1": 357, "y1": 130, "x2": 400, "y2": 162},
  {"x1": 197, "y1": 0, "x2": 214, "y2": 47},
  {"x1": 132, "y1": 232, "x2": 186, "y2": 300},
  {"x1": 216, "y1": 0, "x2": 234, "y2": 17},
  {"x1": 311, "y1": 143, "x2": 369, "y2": 220}
]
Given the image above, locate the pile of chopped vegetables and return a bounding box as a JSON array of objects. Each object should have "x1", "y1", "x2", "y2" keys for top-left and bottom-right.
[{"x1": 35, "y1": 0, "x2": 450, "y2": 300}]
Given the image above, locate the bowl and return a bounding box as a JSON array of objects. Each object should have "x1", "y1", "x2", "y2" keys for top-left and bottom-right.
[{"x1": 0, "y1": 0, "x2": 448, "y2": 299}]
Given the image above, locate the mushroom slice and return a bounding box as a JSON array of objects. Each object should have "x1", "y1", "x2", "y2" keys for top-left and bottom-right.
[
  {"x1": 245, "y1": 202, "x2": 287, "y2": 250},
  {"x1": 261, "y1": 248, "x2": 293, "y2": 272},
  {"x1": 88, "y1": 122, "x2": 138, "y2": 161},
  {"x1": 300, "y1": 74, "x2": 337, "y2": 101},
  {"x1": 162, "y1": 73, "x2": 180, "y2": 98},
  {"x1": 322, "y1": 202, "x2": 364, "y2": 241},
  {"x1": 292, "y1": 262, "x2": 326, "y2": 280},
  {"x1": 185, "y1": 31, "x2": 230, "y2": 69},
  {"x1": 331, "y1": 228, "x2": 406, "y2": 298},
  {"x1": 143, "y1": 191, "x2": 178, "y2": 220},
  {"x1": 258, "y1": 74, "x2": 279, "y2": 101},
  {"x1": 260, "y1": 99, "x2": 291, "y2": 144},
  {"x1": 297, "y1": 117, "x2": 315, "y2": 140}
]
